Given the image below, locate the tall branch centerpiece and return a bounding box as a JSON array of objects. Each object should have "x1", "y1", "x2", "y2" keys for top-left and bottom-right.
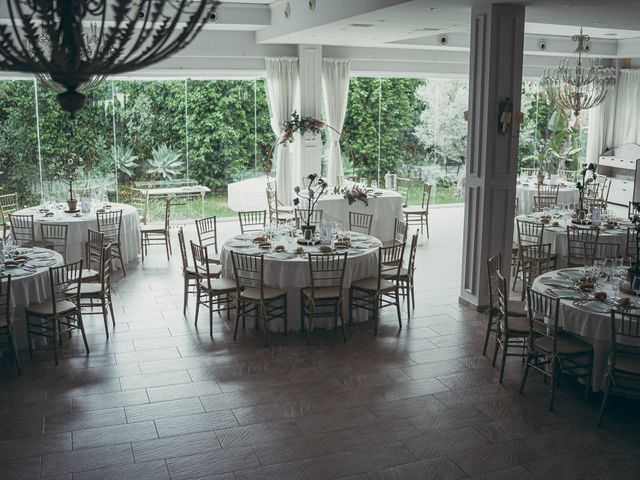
[
  {"x1": 574, "y1": 162, "x2": 597, "y2": 224},
  {"x1": 293, "y1": 174, "x2": 327, "y2": 242},
  {"x1": 54, "y1": 153, "x2": 85, "y2": 212}
]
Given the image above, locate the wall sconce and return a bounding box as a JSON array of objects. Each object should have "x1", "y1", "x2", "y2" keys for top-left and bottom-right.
[{"x1": 463, "y1": 110, "x2": 469, "y2": 121}]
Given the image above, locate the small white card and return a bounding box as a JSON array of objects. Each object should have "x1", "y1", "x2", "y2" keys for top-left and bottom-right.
[
  {"x1": 320, "y1": 224, "x2": 332, "y2": 245},
  {"x1": 81, "y1": 197, "x2": 91, "y2": 214}
]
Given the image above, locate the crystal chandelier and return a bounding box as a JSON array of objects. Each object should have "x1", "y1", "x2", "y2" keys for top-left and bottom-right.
[
  {"x1": 0, "y1": 1, "x2": 219, "y2": 114},
  {"x1": 540, "y1": 28, "x2": 616, "y2": 117}
]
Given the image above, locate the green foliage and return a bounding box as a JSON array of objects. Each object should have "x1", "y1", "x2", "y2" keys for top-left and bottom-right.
[
  {"x1": 111, "y1": 144, "x2": 139, "y2": 178},
  {"x1": 147, "y1": 144, "x2": 184, "y2": 179}
]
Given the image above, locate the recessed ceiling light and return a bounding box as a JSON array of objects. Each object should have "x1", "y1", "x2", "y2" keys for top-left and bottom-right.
[
  {"x1": 595, "y1": 21, "x2": 604, "y2": 25},
  {"x1": 605, "y1": 32, "x2": 617, "y2": 36},
  {"x1": 451, "y1": 24, "x2": 458, "y2": 27},
  {"x1": 378, "y1": 19, "x2": 387, "y2": 23},
  {"x1": 564, "y1": 4, "x2": 577, "y2": 7},
  {"x1": 428, "y1": 7, "x2": 438, "y2": 11},
  {"x1": 349, "y1": 23, "x2": 374, "y2": 28}
]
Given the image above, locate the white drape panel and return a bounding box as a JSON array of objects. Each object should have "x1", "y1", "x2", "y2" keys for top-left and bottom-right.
[
  {"x1": 587, "y1": 69, "x2": 640, "y2": 162},
  {"x1": 586, "y1": 87, "x2": 616, "y2": 164},
  {"x1": 613, "y1": 70, "x2": 640, "y2": 147},
  {"x1": 266, "y1": 57, "x2": 299, "y2": 205},
  {"x1": 322, "y1": 58, "x2": 351, "y2": 185}
]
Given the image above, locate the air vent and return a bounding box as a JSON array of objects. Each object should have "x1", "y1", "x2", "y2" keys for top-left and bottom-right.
[{"x1": 349, "y1": 23, "x2": 374, "y2": 28}]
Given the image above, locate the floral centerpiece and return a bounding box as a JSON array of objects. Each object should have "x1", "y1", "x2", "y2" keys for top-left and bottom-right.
[
  {"x1": 574, "y1": 162, "x2": 597, "y2": 223},
  {"x1": 55, "y1": 153, "x2": 84, "y2": 212},
  {"x1": 293, "y1": 174, "x2": 327, "y2": 241},
  {"x1": 342, "y1": 184, "x2": 369, "y2": 206}
]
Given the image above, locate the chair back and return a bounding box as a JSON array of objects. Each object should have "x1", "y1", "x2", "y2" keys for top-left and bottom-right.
[
  {"x1": 239, "y1": 210, "x2": 267, "y2": 234},
  {"x1": 86, "y1": 229, "x2": 105, "y2": 272},
  {"x1": 162, "y1": 198, "x2": 171, "y2": 231},
  {"x1": 49, "y1": 260, "x2": 83, "y2": 315},
  {"x1": 519, "y1": 243, "x2": 552, "y2": 290},
  {"x1": 609, "y1": 310, "x2": 640, "y2": 376},
  {"x1": 396, "y1": 177, "x2": 411, "y2": 207},
  {"x1": 421, "y1": 183, "x2": 432, "y2": 210},
  {"x1": 378, "y1": 242, "x2": 405, "y2": 289},
  {"x1": 517, "y1": 219, "x2": 545, "y2": 246},
  {"x1": 393, "y1": 218, "x2": 408, "y2": 245},
  {"x1": 96, "y1": 210, "x2": 123, "y2": 244},
  {"x1": 99, "y1": 244, "x2": 113, "y2": 294},
  {"x1": 585, "y1": 241, "x2": 620, "y2": 264},
  {"x1": 132, "y1": 189, "x2": 149, "y2": 225},
  {"x1": 41, "y1": 223, "x2": 68, "y2": 259},
  {"x1": 558, "y1": 168, "x2": 577, "y2": 182},
  {"x1": 177, "y1": 227, "x2": 190, "y2": 272},
  {"x1": 519, "y1": 168, "x2": 537, "y2": 179},
  {"x1": 231, "y1": 251, "x2": 265, "y2": 297},
  {"x1": 487, "y1": 252, "x2": 503, "y2": 311},
  {"x1": 533, "y1": 195, "x2": 556, "y2": 212},
  {"x1": 566, "y1": 226, "x2": 599, "y2": 266},
  {"x1": 266, "y1": 188, "x2": 277, "y2": 222},
  {"x1": 496, "y1": 270, "x2": 512, "y2": 332},
  {"x1": 537, "y1": 184, "x2": 560, "y2": 197},
  {"x1": 0, "y1": 193, "x2": 18, "y2": 223},
  {"x1": 349, "y1": 212, "x2": 373, "y2": 235},
  {"x1": 196, "y1": 216, "x2": 218, "y2": 254},
  {"x1": 9, "y1": 214, "x2": 35, "y2": 245},
  {"x1": 0, "y1": 274, "x2": 12, "y2": 328},
  {"x1": 307, "y1": 253, "x2": 348, "y2": 295},
  {"x1": 295, "y1": 208, "x2": 323, "y2": 230},
  {"x1": 526, "y1": 289, "x2": 561, "y2": 353},
  {"x1": 405, "y1": 232, "x2": 419, "y2": 281},
  {"x1": 190, "y1": 241, "x2": 215, "y2": 290},
  {"x1": 626, "y1": 227, "x2": 637, "y2": 263}
]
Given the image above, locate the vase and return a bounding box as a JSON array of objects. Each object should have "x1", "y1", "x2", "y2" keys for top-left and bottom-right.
[
  {"x1": 66, "y1": 199, "x2": 78, "y2": 212},
  {"x1": 536, "y1": 174, "x2": 545, "y2": 185},
  {"x1": 302, "y1": 225, "x2": 316, "y2": 241}
]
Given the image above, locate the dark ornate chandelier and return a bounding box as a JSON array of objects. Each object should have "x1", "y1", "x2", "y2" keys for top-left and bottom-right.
[
  {"x1": 0, "y1": 1, "x2": 219, "y2": 114},
  {"x1": 540, "y1": 28, "x2": 616, "y2": 117}
]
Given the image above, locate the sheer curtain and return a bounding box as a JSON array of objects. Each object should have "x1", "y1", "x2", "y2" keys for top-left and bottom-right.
[
  {"x1": 322, "y1": 58, "x2": 351, "y2": 185},
  {"x1": 587, "y1": 69, "x2": 640, "y2": 162},
  {"x1": 266, "y1": 57, "x2": 299, "y2": 205}
]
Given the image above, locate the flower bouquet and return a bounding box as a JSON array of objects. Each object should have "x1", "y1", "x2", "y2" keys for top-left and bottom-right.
[
  {"x1": 343, "y1": 184, "x2": 369, "y2": 207},
  {"x1": 293, "y1": 174, "x2": 327, "y2": 242},
  {"x1": 574, "y1": 163, "x2": 597, "y2": 224},
  {"x1": 54, "y1": 153, "x2": 85, "y2": 212}
]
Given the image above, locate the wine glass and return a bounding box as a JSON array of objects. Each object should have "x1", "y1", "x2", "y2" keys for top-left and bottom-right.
[{"x1": 611, "y1": 273, "x2": 623, "y2": 301}]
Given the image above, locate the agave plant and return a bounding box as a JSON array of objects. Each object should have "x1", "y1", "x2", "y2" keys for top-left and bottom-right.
[
  {"x1": 111, "y1": 144, "x2": 139, "y2": 178},
  {"x1": 147, "y1": 144, "x2": 184, "y2": 180}
]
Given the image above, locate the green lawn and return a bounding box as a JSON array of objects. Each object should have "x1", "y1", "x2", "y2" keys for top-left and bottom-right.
[{"x1": 143, "y1": 185, "x2": 463, "y2": 223}]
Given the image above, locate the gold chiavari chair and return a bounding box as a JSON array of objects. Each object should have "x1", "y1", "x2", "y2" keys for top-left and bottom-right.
[
  {"x1": 394, "y1": 231, "x2": 419, "y2": 318},
  {"x1": 238, "y1": 210, "x2": 267, "y2": 234},
  {"x1": 140, "y1": 198, "x2": 172, "y2": 262},
  {"x1": 96, "y1": 209, "x2": 126, "y2": 275},
  {"x1": 0, "y1": 275, "x2": 20, "y2": 375},
  {"x1": 231, "y1": 251, "x2": 287, "y2": 347},
  {"x1": 40, "y1": 223, "x2": 68, "y2": 260},
  {"x1": 403, "y1": 183, "x2": 432, "y2": 238},
  {"x1": 533, "y1": 195, "x2": 557, "y2": 212},
  {"x1": 598, "y1": 309, "x2": 640, "y2": 426},
  {"x1": 584, "y1": 241, "x2": 620, "y2": 265},
  {"x1": 484, "y1": 252, "x2": 526, "y2": 356},
  {"x1": 625, "y1": 226, "x2": 637, "y2": 263},
  {"x1": 519, "y1": 243, "x2": 553, "y2": 300},
  {"x1": 266, "y1": 181, "x2": 294, "y2": 223},
  {"x1": 566, "y1": 226, "x2": 599, "y2": 267},
  {"x1": 395, "y1": 177, "x2": 411, "y2": 207},
  {"x1": 388, "y1": 217, "x2": 408, "y2": 246},
  {"x1": 196, "y1": 216, "x2": 220, "y2": 264},
  {"x1": 301, "y1": 252, "x2": 348, "y2": 344},
  {"x1": 178, "y1": 228, "x2": 197, "y2": 316},
  {"x1": 79, "y1": 244, "x2": 115, "y2": 338},
  {"x1": 0, "y1": 193, "x2": 18, "y2": 240},
  {"x1": 349, "y1": 211, "x2": 373, "y2": 235},
  {"x1": 350, "y1": 242, "x2": 405, "y2": 336},
  {"x1": 82, "y1": 229, "x2": 104, "y2": 281},
  {"x1": 519, "y1": 289, "x2": 593, "y2": 412},
  {"x1": 131, "y1": 189, "x2": 149, "y2": 225}
]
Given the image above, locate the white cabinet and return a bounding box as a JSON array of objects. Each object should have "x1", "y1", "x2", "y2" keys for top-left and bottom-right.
[{"x1": 597, "y1": 144, "x2": 640, "y2": 207}]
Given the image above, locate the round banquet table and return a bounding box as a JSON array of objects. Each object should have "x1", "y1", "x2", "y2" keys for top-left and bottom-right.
[
  {"x1": 531, "y1": 267, "x2": 640, "y2": 390},
  {"x1": 514, "y1": 212, "x2": 630, "y2": 267},
  {"x1": 219, "y1": 232, "x2": 382, "y2": 332},
  {"x1": 316, "y1": 190, "x2": 404, "y2": 244},
  {"x1": 515, "y1": 183, "x2": 579, "y2": 215},
  {"x1": 1, "y1": 247, "x2": 65, "y2": 351},
  {"x1": 13, "y1": 203, "x2": 140, "y2": 264}
]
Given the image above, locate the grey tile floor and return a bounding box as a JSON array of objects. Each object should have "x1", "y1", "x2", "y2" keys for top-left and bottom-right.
[{"x1": 0, "y1": 205, "x2": 638, "y2": 480}]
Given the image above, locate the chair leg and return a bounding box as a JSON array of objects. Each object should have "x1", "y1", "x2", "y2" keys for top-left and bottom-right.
[
  {"x1": 209, "y1": 295, "x2": 213, "y2": 338},
  {"x1": 405, "y1": 281, "x2": 410, "y2": 319},
  {"x1": 165, "y1": 235, "x2": 170, "y2": 261},
  {"x1": 78, "y1": 313, "x2": 90, "y2": 355},
  {"x1": 499, "y1": 336, "x2": 508, "y2": 383},
  {"x1": 167, "y1": 232, "x2": 173, "y2": 255},
  {"x1": 7, "y1": 333, "x2": 21, "y2": 375},
  {"x1": 492, "y1": 326, "x2": 501, "y2": 367},
  {"x1": 425, "y1": 214, "x2": 429, "y2": 239},
  {"x1": 519, "y1": 356, "x2": 530, "y2": 394},
  {"x1": 194, "y1": 287, "x2": 200, "y2": 326},
  {"x1": 597, "y1": 373, "x2": 612, "y2": 427},
  {"x1": 373, "y1": 294, "x2": 380, "y2": 336},
  {"x1": 52, "y1": 319, "x2": 59, "y2": 366},
  {"x1": 306, "y1": 305, "x2": 314, "y2": 345},
  {"x1": 300, "y1": 294, "x2": 305, "y2": 332},
  {"x1": 183, "y1": 278, "x2": 189, "y2": 316},
  {"x1": 482, "y1": 310, "x2": 494, "y2": 356},
  {"x1": 108, "y1": 295, "x2": 116, "y2": 327},
  {"x1": 101, "y1": 298, "x2": 109, "y2": 338},
  {"x1": 117, "y1": 247, "x2": 126, "y2": 277},
  {"x1": 233, "y1": 299, "x2": 241, "y2": 341},
  {"x1": 140, "y1": 234, "x2": 145, "y2": 263},
  {"x1": 339, "y1": 304, "x2": 347, "y2": 343},
  {"x1": 261, "y1": 303, "x2": 269, "y2": 348},
  {"x1": 395, "y1": 289, "x2": 402, "y2": 329},
  {"x1": 349, "y1": 289, "x2": 353, "y2": 326}
]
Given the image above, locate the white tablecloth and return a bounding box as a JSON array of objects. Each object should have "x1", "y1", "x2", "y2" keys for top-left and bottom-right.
[
  {"x1": 2, "y1": 248, "x2": 65, "y2": 351},
  {"x1": 516, "y1": 184, "x2": 579, "y2": 215},
  {"x1": 14, "y1": 203, "x2": 140, "y2": 264},
  {"x1": 317, "y1": 190, "x2": 404, "y2": 244},
  {"x1": 531, "y1": 269, "x2": 640, "y2": 389},
  {"x1": 219, "y1": 233, "x2": 381, "y2": 331},
  {"x1": 514, "y1": 213, "x2": 629, "y2": 266}
]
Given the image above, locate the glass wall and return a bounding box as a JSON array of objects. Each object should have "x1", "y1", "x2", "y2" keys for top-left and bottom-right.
[{"x1": 0, "y1": 78, "x2": 271, "y2": 219}]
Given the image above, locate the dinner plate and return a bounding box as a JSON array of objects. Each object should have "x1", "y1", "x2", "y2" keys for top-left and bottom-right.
[
  {"x1": 539, "y1": 277, "x2": 575, "y2": 288},
  {"x1": 572, "y1": 299, "x2": 612, "y2": 313}
]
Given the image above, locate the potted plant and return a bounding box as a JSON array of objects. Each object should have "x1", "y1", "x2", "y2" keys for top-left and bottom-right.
[
  {"x1": 536, "y1": 164, "x2": 546, "y2": 186},
  {"x1": 293, "y1": 174, "x2": 327, "y2": 242},
  {"x1": 54, "y1": 153, "x2": 84, "y2": 212}
]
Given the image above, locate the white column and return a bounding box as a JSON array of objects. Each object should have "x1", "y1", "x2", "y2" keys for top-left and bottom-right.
[
  {"x1": 298, "y1": 44, "x2": 323, "y2": 179},
  {"x1": 460, "y1": 4, "x2": 525, "y2": 309}
]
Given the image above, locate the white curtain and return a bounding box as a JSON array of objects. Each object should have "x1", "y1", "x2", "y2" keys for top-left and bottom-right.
[
  {"x1": 322, "y1": 58, "x2": 351, "y2": 185},
  {"x1": 587, "y1": 69, "x2": 640, "y2": 162},
  {"x1": 265, "y1": 57, "x2": 299, "y2": 205},
  {"x1": 613, "y1": 70, "x2": 640, "y2": 147}
]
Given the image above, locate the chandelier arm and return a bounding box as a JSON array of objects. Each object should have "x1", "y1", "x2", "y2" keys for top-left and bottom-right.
[
  {"x1": 4, "y1": 2, "x2": 40, "y2": 71},
  {"x1": 113, "y1": 2, "x2": 167, "y2": 66},
  {"x1": 117, "y1": 2, "x2": 210, "y2": 70},
  {"x1": 90, "y1": 3, "x2": 141, "y2": 71}
]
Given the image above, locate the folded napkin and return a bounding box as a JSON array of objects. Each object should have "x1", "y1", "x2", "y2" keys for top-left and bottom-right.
[
  {"x1": 546, "y1": 288, "x2": 582, "y2": 299},
  {"x1": 266, "y1": 252, "x2": 295, "y2": 260},
  {"x1": 573, "y1": 299, "x2": 612, "y2": 313},
  {"x1": 227, "y1": 241, "x2": 253, "y2": 248}
]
